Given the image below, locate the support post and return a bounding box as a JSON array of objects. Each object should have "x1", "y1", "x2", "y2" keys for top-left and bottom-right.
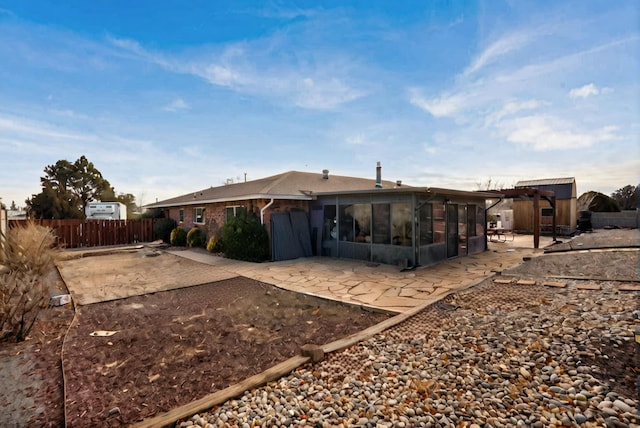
[
  {"x1": 551, "y1": 196, "x2": 557, "y2": 242},
  {"x1": 533, "y1": 192, "x2": 540, "y2": 249}
]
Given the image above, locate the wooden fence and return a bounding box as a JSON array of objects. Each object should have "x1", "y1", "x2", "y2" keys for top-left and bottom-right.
[{"x1": 8, "y1": 219, "x2": 158, "y2": 249}]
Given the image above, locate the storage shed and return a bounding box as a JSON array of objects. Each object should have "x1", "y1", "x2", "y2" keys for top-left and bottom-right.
[{"x1": 513, "y1": 178, "x2": 577, "y2": 235}]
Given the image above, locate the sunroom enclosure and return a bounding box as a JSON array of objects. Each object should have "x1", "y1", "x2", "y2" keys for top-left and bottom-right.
[{"x1": 310, "y1": 190, "x2": 489, "y2": 268}]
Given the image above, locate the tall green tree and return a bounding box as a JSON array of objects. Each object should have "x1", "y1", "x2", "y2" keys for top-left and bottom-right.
[
  {"x1": 611, "y1": 184, "x2": 640, "y2": 210},
  {"x1": 26, "y1": 156, "x2": 121, "y2": 219},
  {"x1": 69, "y1": 156, "x2": 115, "y2": 215}
]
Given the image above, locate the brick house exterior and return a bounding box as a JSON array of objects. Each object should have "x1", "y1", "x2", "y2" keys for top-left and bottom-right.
[
  {"x1": 146, "y1": 170, "x2": 398, "y2": 243},
  {"x1": 146, "y1": 170, "x2": 497, "y2": 266}
]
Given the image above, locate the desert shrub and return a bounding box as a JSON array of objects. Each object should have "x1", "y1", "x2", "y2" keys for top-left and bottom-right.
[
  {"x1": 1, "y1": 222, "x2": 57, "y2": 342},
  {"x1": 1, "y1": 222, "x2": 56, "y2": 276},
  {"x1": 153, "y1": 218, "x2": 177, "y2": 243},
  {"x1": 186, "y1": 227, "x2": 206, "y2": 248},
  {"x1": 220, "y1": 212, "x2": 269, "y2": 262},
  {"x1": 170, "y1": 227, "x2": 187, "y2": 246}
]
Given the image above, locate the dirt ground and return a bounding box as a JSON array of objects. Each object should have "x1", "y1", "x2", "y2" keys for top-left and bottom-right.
[
  {"x1": 0, "y1": 229, "x2": 638, "y2": 427},
  {"x1": 62, "y1": 278, "x2": 391, "y2": 427}
]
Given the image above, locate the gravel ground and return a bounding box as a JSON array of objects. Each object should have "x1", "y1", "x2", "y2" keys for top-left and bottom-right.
[{"x1": 178, "y1": 249, "x2": 640, "y2": 428}]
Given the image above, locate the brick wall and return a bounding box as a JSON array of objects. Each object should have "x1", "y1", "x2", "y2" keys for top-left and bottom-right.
[{"x1": 166, "y1": 199, "x2": 310, "y2": 240}]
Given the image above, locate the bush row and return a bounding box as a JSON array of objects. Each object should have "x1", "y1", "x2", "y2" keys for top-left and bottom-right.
[{"x1": 156, "y1": 212, "x2": 270, "y2": 262}]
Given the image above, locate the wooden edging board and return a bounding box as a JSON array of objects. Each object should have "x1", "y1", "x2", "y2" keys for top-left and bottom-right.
[
  {"x1": 132, "y1": 355, "x2": 310, "y2": 428},
  {"x1": 133, "y1": 273, "x2": 496, "y2": 427}
]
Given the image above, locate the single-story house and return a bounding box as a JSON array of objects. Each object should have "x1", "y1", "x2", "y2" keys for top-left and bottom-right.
[
  {"x1": 513, "y1": 177, "x2": 577, "y2": 235},
  {"x1": 145, "y1": 167, "x2": 498, "y2": 267}
]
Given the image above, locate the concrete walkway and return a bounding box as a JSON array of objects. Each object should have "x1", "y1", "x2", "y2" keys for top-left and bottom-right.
[{"x1": 169, "y1": 235, "x2": 551, "y2": 313}]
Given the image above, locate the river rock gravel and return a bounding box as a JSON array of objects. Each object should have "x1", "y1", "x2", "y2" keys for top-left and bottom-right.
[{"x1": 179, "y1": 250, "x2": 639, "y2": 427}]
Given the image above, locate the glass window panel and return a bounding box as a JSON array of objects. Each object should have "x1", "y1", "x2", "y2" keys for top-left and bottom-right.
[
  {"x1": 194, "y1": 207, "x2": 204, "y2": 224},
  {"x1": 337, "y1": 204, "x2": 371, "y2": 242},
  {"x1": 419, "y1": 203, "x2": 433, "y2": 245},
  {"x1": 353, "y1": 204, "x2": 371, "y2": 243},
  {"x1": 476, "y1": 205, "x2": 485, "y2": 236},
  {"x1": 338, "y1": 204, "x2": 356, "y2": 241},
  {"x1": 372, "y1": 204, "x2": 390, "y2": 244},
  {"x1": 433, "y1": 203, "x2": 445, "y2": 243},
  {"x1": 391, "y1": 203, "x2": 412, "y2": 246},
  {"x1": 468, "y1": 204, "x2": 477, "y2": 237},
  {"x1": 323, "y1": 205, "x2": 337, "y2": 240},
  {"x1": 225, "y1": 206, "x2": 246, "y2": 221}
]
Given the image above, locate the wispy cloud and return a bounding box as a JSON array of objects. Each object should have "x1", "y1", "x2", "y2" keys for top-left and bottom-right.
[
  {"x1": 0, "y1": 115, "x2": 93, "y2": 142},
  {"x1": 497, "y1": 115, "x2": 619, "y2": 151},
  {"x1": 108, "y1": 34, "x2": 366, "y2": 110},
  {"x1": 484, "y1": 99, "x2": 547, "y2": 126},
  {"x1": 408, "y1": 14, "x2": 637, "y2": 158},
  {"x1": 408, "y1": 88, "x2": 467, "y2": 118},
  {"x1": 569, "y1": 83, "x2": 600, "y2": 98},
  {"x1": 164, "y1": 98, "x2": 190, "y2": 112},
  {"x1": 345, "y1": 134, "x2": 366, "y2": 145},
  {"x1": 463, "y1": 29, "x2": 541, "y2": 77}
]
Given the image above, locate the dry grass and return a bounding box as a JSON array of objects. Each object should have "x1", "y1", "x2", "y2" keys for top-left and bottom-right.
[{"x1": 0, "y1": 222, "x2": 57, "y2": 342}]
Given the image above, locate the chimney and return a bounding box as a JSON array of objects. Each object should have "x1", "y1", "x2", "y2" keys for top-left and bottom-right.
[
  {"x1": 375, "y1": 162, "x2": 382, "y2": 188},
  {"x1": 322, "y1": 169, "x2": 329, "y2": 179},
  {"x1": 396, "y1": 180, "x2": 402, "y2": 187}
]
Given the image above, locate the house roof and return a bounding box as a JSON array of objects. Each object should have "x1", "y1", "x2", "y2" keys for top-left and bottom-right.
[
  {"x1": 145, "y1": 170, "x2": 404, "y2": 208},
  {"x1": 516, "y1": 177, "x2": 576, "y2": 187}
]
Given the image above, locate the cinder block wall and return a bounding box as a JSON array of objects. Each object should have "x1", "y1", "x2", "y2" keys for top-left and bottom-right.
[{"x1": 591, "y1": 210, "x2": 639, "y2": 229}]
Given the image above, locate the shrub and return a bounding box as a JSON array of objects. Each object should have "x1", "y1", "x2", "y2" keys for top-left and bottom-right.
[
  {"x1": 153, "y1": 218, "x2": 177, "y2": 244},
  {"x1": 170, "y1": 227, "x2": 187, "y2": 246},
  {"x1": 142, "y1": 208, "x2": 165, "y2": 219},
  {"x1": 206, "y1": 236, "x2": 218, "y2": 253},
  {"x1": 186, "y1": 227, "x2": 206, "y2": 248},
  {"x1": 220, "y1": 212, "x2": 269, "y2": 262},
  {"x1": 1, "y1": 222, "x2": 57, "y2": 342}
]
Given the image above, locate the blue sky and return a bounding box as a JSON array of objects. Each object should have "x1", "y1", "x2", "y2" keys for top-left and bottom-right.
[{"x1": 1, "y1": 1, "x2": 638, "y2": 209}]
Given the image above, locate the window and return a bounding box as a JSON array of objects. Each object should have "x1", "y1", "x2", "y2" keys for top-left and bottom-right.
[
  {"x1": 193, "y1": 207, "x2": 204, "y2": 224},
  {"x1": 419, "y1": 203, "x2": 433, "y2": 245},
  {"x1": 179, "y1": 209, "x2": 184, "y2": 223},
  {"x1": 323, "y1": 205, "x2": 337, "y2": 240},
  {"x1": 391, "y1": 203, "x2": 412, "y2": 246},
  {"x1": 541, "y1": 208, "x2": 553, "y2": 217},
  {"x1": 475, "y1": 205, "x2": 485, "y2": 236},
  {"x1": 467, "y1": 205, "x2": 477, "y2": 237},
  {"x1": 433, "y1": 203, "x2": 446, "y2": 243},
  {"x1": 337, "y1": 204, "x2": 371, "y2": 242},
  {"x1": 225, "y1": 205, "x2": 246, "y2": 220},
  {"x1": 372, "y1": 204, "x2": 390, "y2": 244}
]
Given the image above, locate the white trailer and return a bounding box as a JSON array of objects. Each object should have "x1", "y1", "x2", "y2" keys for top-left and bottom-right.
[{"x1": 85, "y1": 202, "x2": 127, "y2": 220}]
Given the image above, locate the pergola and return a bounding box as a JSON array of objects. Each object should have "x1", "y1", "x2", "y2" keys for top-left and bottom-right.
[{"x1": 488, "y1": 188, "x2": 557, "y2": 248}]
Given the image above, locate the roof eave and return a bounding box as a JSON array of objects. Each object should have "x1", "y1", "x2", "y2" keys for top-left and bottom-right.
[
  {"x1": 144, "y1": 193, "x2": 313, "y2": 209},
  {"x1": 312, "y1": 187, "x2": 500, "y2": 199}
]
